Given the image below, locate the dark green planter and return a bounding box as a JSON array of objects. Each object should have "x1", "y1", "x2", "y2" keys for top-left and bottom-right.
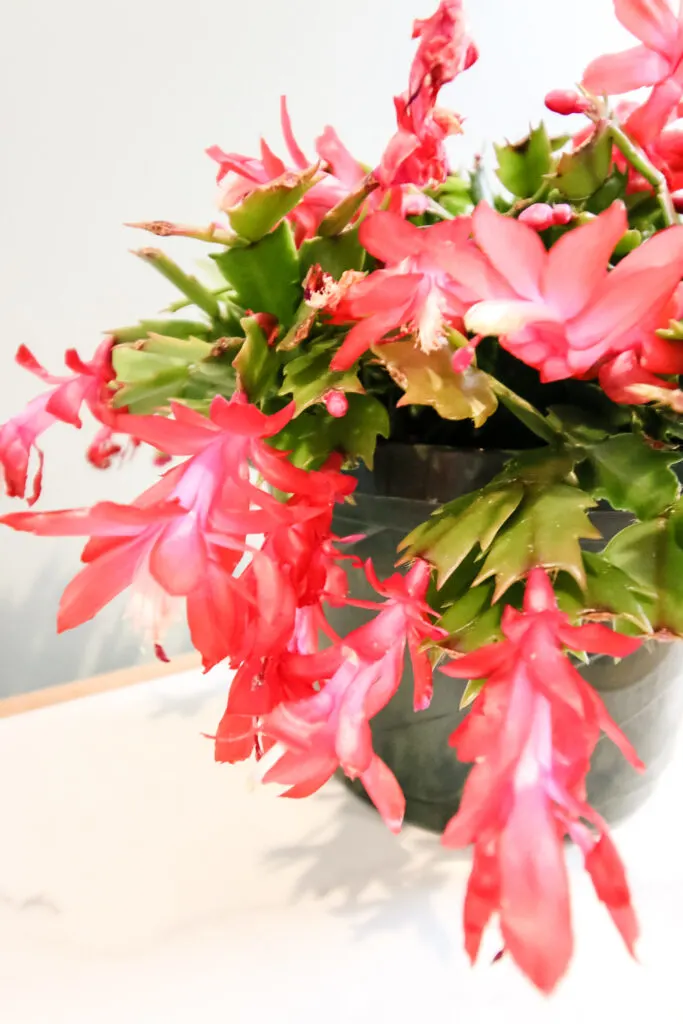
[{"x1": 331, "y1": 443, "x2": 683, "y2": 833}]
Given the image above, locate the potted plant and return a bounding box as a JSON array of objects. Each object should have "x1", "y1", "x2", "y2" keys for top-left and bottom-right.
[{"x1": 3, "y1": 0, "x2": 683, "y2": 995}]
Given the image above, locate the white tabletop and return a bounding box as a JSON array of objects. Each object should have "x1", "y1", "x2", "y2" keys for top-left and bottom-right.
[{"x1": 1, "y1": 666, "x2": 683, "y2": 1023}]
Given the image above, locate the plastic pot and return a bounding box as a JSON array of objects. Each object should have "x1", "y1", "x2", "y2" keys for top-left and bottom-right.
[{"x1": 330, "y1": 444, "x2": 683, "y2": 832}]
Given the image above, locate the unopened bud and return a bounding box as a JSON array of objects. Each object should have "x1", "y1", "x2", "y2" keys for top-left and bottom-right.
[
  {"x1": 451, "y1": 346, "x2": 475, "y2": 373},
  {"x1": 613, "y1": 229, "x2": 642, "y2": 256},
  {"x1": 518, "y1": 204, "x2": 556, "y2": 231},
  {"x1": 324, "y1": 391, "x2": 349, "y2": 418},
  {"x1": 552, "y1": 204, "x2": 573, "y2": 226},
  {"x1": 544, "y1": 89, "x2": 591, "y2": 116}
]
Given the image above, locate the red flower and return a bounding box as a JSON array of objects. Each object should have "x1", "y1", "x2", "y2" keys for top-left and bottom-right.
[
  {"x1": 1, "y1": 397, "x2": 333, "y2": 658},
  {"x1": 441, "y1": 569, "x2": 642, "y2": 993},
  {"x1": 208, "y1": 97, "x2": 366, "y2": 245},
  {"x1": 583, "y1": 0, "x2": 683, "y2": 144},
  {"x1": 453, "y1": 201, "x2": 683, "y2": 381},
  {"x1": 377, "y1": 0, "x2": 477, "y2": 190},
  {"x1": 211, "y1": 456, "x2": 360, "y2": 761},
  {"x1": 330, "y1": 210, "x2": 471, "y2": 370},
  {"x1": 0, "y1": 338, "x2": 117, "y2": 504},
  {"x1": 259, "y1": 560, "x2": 444, "y2": 830}
]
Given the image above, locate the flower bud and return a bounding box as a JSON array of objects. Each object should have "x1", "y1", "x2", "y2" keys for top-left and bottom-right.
[
  {"x1": 451, "y1": 346, "x2": 475, "y2": 373},
  {"x1": 518, "y1": 204, "x2": 555, "y2": 231},
  {"x1": 552, "y1": 204, "x2": 573, "y2": 226},
  {"x1": 544, "y1": 90, "x2": 590, "y2": 116},
  {"x1": 324, "y1": 391, "x2": 349, "y2": 418}
]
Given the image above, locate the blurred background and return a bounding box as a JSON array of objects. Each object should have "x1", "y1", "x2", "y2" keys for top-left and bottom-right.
[{"x1": 0, "y1": 0, "x2": 631, "y2": 695}]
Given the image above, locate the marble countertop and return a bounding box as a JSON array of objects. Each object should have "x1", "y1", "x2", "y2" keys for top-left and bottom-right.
[{"x1": 2, "y1": 666, "x2": 683, "y2": 1023}]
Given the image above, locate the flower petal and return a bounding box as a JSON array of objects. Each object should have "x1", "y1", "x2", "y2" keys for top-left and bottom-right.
[
  {"x1": 583, "y1": 45, "x2": 671, "y2": 95},
  {"x1": 280, "y1": 95, "x2": 309, "y2": 169},
  {"x1": 614, "y1": 0, "x2": 680, "y2": 56},
  {"x1": 149, "y1": 516, "x2": 207, "y2": 596},
  {"x1": 359, "y1": 211, "x2": 424, "y2": 263},
  {"x1": 330, "y1": 310, "x2": 404, "y2": 371},
  {"x1": 543, "y1": 203, "x2": 628, "y2": 320},
  {"x1": 465, "y1": 299, "x2": 559, "y2": 337},
  {"x1": 472, "y1": 203, "x2": 546, "y2": 301},
  {"x1": 584, "y1": 832, "x2": 639, "y2": 957},
  {"x1": 315, "y1": 125, "x2": 364, "y2": 187},
  {"x1": 499, "y1": 785, "x2": 573, "y2": 994},
  {"x1": 57, "y1": 537, "x2": 145, "y2": 631},
  {"x1": 360, "y1": 754, "x2": 406, "y2": 834},
  {"x1": 625, "y1": 74, "x2": 683, "y2": 145}
]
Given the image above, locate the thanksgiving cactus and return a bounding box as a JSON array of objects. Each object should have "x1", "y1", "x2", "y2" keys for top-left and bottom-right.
[{"x1": 4, "y1": 0, "x2": 683, "y2": 995}]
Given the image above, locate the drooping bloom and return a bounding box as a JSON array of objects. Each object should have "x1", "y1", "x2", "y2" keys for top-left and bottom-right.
[
  {"x1": 212, "y1": 456, "x2": 359, "y2": 762},
  {"x1": 0, "y1": 396, "x2": 354, "y2": 668},
  {"x1": 0, "y1": 338, "x2": 117, "y2": 504},
  {"x1": 258, "y1": 560, "x2": 445, "y2": 830},
  {"x1": 378, "y1": 0, "x2": 478, "y2": 190},
  {"x1": 582, "y1": 0, "x2": 683, "y2": 144},
  {"x1": 208, "y1": 97, "x2": 366, "y2": 244},
  {"x1": 330, "y1": 210, "x2": 471, "y2": 370},
  {"x1": 452, "y1": 201, "x2": 683, "y2": 381},
  {"x1": 441, "y1": 568, "x2": 642, "y2": 993}
]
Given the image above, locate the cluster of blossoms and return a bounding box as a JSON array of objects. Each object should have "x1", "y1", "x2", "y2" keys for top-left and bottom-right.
[{"x1": 3, "y1": 0, "x2": 683, "y2": 995}]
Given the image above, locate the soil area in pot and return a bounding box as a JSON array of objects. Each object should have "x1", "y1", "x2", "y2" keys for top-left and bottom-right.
[{"x1": 328, "y1": 443, "x2": 683, "y2": 833}]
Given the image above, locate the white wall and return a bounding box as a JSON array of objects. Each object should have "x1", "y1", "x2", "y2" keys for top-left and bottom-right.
[{"x1": 0, "y1": 0, "x2": 630, "y2": 694}]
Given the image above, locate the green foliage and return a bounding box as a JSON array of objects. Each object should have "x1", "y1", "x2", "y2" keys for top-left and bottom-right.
[
  {"x1": 111, "y1": 319, "x2": 212, "y2": 343},
  {"x1": 317, "y1": 178, "x2": 378, "y2": 236},
  {"x1": 401, "y1": 481, "x2": 525, "y2": 587},
  {"x1": 553, "y1": 127, "x2": 612, "y2": 200},
  {"x1": 227, "y1": 165, "x2": 319, "y2": 241},
  {"x1": 494, "y1": 124, "x2": 552, "y2": 198},
  {"x1": 431, "y1": 173, "x2": 473, "y2": 216},
  {"x1": 555, "y1": 552, "x2": 651, "y2": 632},
  {"x1": 440, "y1": 583, "x2": 504, "y2": 655},
  {"x1": 271, "y1": 393, "x2": 389, "y2": 470},
  {"x1": 299, "y1": 227, "x2": 366, "y2": 279},
  {"x1": 213, "y1": 222, "x2": 301, "y2": 326},
  {"x1": 474, "y1": 483, "x2": 599, "y2": 598},
  {"x1": 402, "y1": 450, "x2": 600, "y2": 598},
  {"x1": 111, "y1": 334, "x2": 234, "y2": 413},
  {"x1": 577, "y1": 433, "x2": 682, "y2": 520},
  {"x1": 233, "y1": 317, "x2": 279, "y2": 403},
  {"x1": 280, "y1": 339, "x2": 364, "y2": 412},
  {"x1": 584, "y1": 168, "x2": 628, "y2": 214},
  {"x1": 603, "y1": 510, "x2": 683, "y2": 636},
  {"x1": 111, "y1": 365, "x2": 191, "y2": 413},
  {"x1": 134, "y1": 249, "x2": 221, "y2": 318},
  {"x1": 334, "y1": 394, "x2": 390, "y2": 468}
]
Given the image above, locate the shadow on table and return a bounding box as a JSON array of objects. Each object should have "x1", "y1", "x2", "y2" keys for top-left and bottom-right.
[{"x1": 262, "y1": 779, "x2": 471, "y2": 959}]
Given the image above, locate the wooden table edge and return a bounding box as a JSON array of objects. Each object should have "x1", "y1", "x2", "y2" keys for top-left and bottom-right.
[{"x1": 0, "y1": 652, "x2": 202, "y2": 719}]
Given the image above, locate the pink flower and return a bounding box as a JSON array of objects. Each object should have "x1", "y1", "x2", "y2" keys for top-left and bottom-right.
[
  {"x1": 259, "y1": 560, "x2": 444, "y2": 829},
  {"x1": 377, "y1": 0, "x2": 477, "y2": 190},
  {"x1": 583, "y1": 0, "x2": 683, "y2": 144},
  {"x1": 0, "y1": 338, "x2": 117, "y2": 504},
  {"x1": 207, "y1": 97, "x2": 366, "y2": 245},
  {"x1": 453, "y1": 201, "x2": 683, "y2": 381},
  {"x1": 599, "y1": 349, "x2": 679, "y2": 405},
  {"x1": 408, "y1": 0, "x2": 479, "y2": 127},
  {"x1": 441, "y1": 569, "x2": 642, "y2": 993},
  {"x1": 1, "y1": 397, "x2": 343, "y2": 665},
  {"x1": 330, "y1": 210, "x2": 471, "y2": 370}
]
